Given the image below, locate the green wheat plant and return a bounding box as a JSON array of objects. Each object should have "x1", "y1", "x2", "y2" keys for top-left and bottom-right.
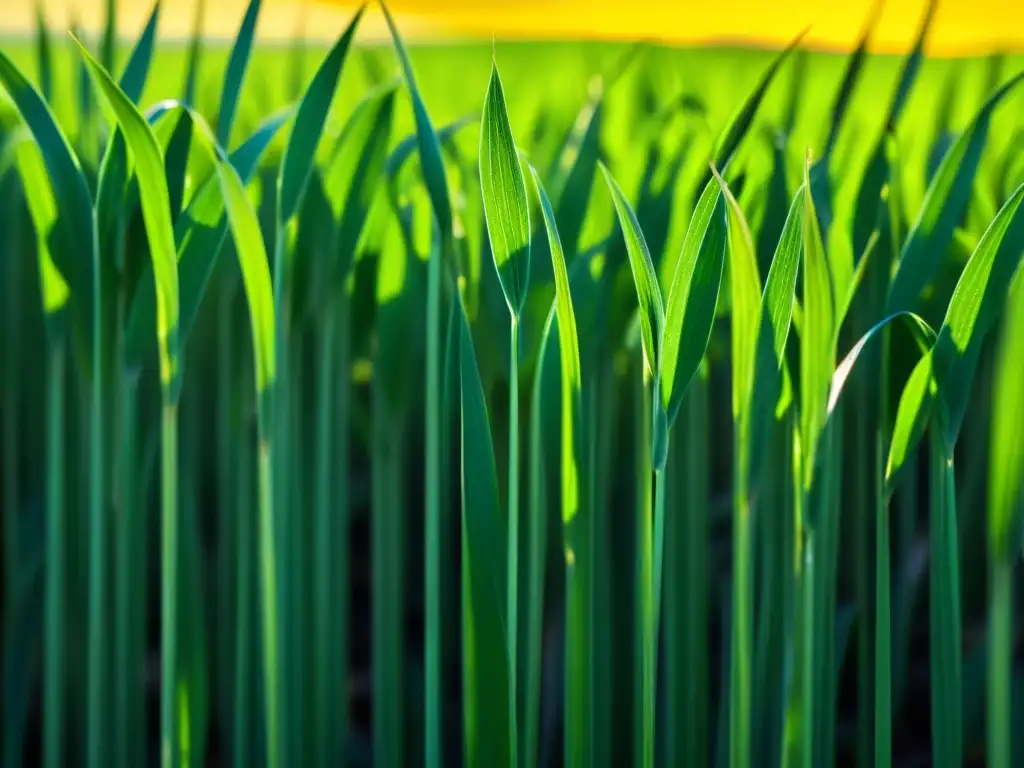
[{"x1": 1, "y1": 1, "x2": 1023, "y2": 767}]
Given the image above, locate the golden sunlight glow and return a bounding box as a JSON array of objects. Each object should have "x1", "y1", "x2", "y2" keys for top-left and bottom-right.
[{"x1": 0, "y1": 0, "x2": 1020, "y2": 54}]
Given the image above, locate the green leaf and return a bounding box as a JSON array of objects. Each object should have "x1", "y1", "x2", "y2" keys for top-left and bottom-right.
[
  {"x1": 381, "y1": 1, "x2": 453, "y2": 243},
  {"x1": 799, "y1": 154, "x2": 835, "y2": 493},
  {"x1": 216, "y1": 136, "x2": 277, "y2": 427},
  {"x1": 457, "y1": 294, "x2": 512, "y2": 767},
  {"x1": 886, "y1": 185, "x2": 1024, "y2": 487},
  {"x1": 34, "y1": 2, "x2": 53, "y2": 102},
  {"x1": 712, "y1": 167, "x2": 761, "y2": 422},
  {"x1": 324, "y1": 85, "x2": 396, "y2": 287},
  {"x1": 216, "y1": 0, "x2": 262, "y2": 147},
  {"x1": 13, "y1": 135, "x2": 70, "y2": 330},
  {"x1": 0, "y1": 48, "x2": 95, "y2": 327},
  {"x1": 886, "y1": 72, "x2": 1024, "y2": 315},
  {"x1": 747, "y1": 185, "x2": 805, "y2": 487},
  {"x1": 124, "y1": 106, "x2": 289, "y2": 368},
  {"x1": 660, "y1": 175, "x2": 728, "y2": 428},
  {"x1": 885, "y1": 0, "x2": 937, "y2": 129},
  {"x1": 95, "y1": 0, "x2": 166, "y2": 267},
  {"x1": 823, "y1": 0, "x2": 882, "y2": 156},
  {"x1": 935, "y1": 185, "x2": 1024, "y2": 444},
  {"x1": 762, "y1": 186, "x2": 805, "y2": 360},
  {"x1": 827, "y1": 311, "x2": 936, "y2": 419},
  {"x1": 76, "y1": 36, "x2": 181, "y2": 395},
  {"x1": 712, "y1": 29, "x2": 807, "y2": 173},
  {"x1": 481, "y1": 61, "x2": 531, "y2": 317},
  {"x1": 527, "y1": 163, "x2": 583, "y2": 522},
  {"x1": 528, "y1": 163, "x2": 593, "y2": 765},
  {"x1": 599, "y1": 161, "x2": 664, "y2": 380},
  {"x1": 278, "y1": 6, "x2": 364, "y2": 225},
  {"x1": 385, "y1": 113, "x2": 474, "y2": 183},
  {"x1": 181, "y1": 0, "x2": 206, "y2": 107},
  {"x1": 852, "y1": 0, "x2": 936, "y2": 257},
  {"x1": 145, "y1": 100, "x2": 277, "y2": 429},
  {"x1": 119, "y1": 1, "x2": 161, "y2": 104},
  {"x1": 552, "y1": 93, "x2": 601, "y2": 262},
  {"x1": 989, "y1": 277, "x2": 1024, "y2": 559}
]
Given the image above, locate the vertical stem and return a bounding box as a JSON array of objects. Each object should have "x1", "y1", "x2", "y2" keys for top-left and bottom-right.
[
  {"x1": 271, "y1": 225, "x2": 290, "y2": 768},
  {"x1": 636, "y1": 374, "x2": 654, "y2": 768},
  {"x1": 114, "y1": 371, "x2": 138, "y2": 768},
  {"x1": 313, "y1": 309, "x2": 336, "y2": 767},
  {"x1": 875, "y1": 327, "x2": 892, "y2": 768},
  {"x1": 113, "y1": 267, "x2": 134, "y2": 768},
  {"x1": 929, "y1": 429, "x2": 962, "y2": 768},
  {"x1": 799, "y1": 535, "x2": 815, "y2": 768},
  {"x1": 987, "y1": 558, "x2": 1012, "y2": 768},
  {"x1": 592, "y1": 365, "x2": 615, "y2": 768},
  {"x1": 524, "y1": 320, "x2": 550, "y2": 768},
  {"x1": 684, "y1": 371, "x2": 709, "y2": 766},
  {"x1": 87, "y1": 253, "x2": 106, "y2": 768},
  {"x1": 335, "y1": 298, "x2": 351, "y2": 765},
  {"x1": 234, "y1": 430, "x2": 253, "y2": 768},
  {"x1": 814, "y1": 425, "x2": 840, "y2": 768},
  {"x1": 160, "y1": 402, "x2": 179, "y2": 768},
  {"x1": 2, "y1": 189, "x2": 22, "y2": 768},
  {"x1": 652, "y1": 468, "x2": 666, "y2": 647},
  {"x1": 565, "y1": 439, "x2": 594, "y2": 768},
  {"x1": 424, "y1": 233, "x2": 443, "y2": 768},
  {"x1": 44, "y1": 344, "x2": 66, "y2": 768},
  {"x1": 854, "y1": 372, "x2": 873, "y2": 768},
  {"x1": 288, "y1": 330, "x2": 307, "y2": 767},
  {"x1": 217, "y1": 285, "x2": 236, "y2": 739},
  {"x1": 258, "y1": 438, "x2": 281, "y2": 768},
  {"x1": 874, "y1": 489, "x2": 891, "y2": 768},
  {"x1": 507, "y1": 316, "x2": 520, "y2": 767},
  {"x1": 730, "y1": 481, "x2": 751, "y2": 768},
  {"x1": 373, "y1": 402, "x2": 404, "y2": 768}
]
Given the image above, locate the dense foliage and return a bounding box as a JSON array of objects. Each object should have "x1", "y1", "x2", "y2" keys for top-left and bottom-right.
[{"x1": 1, "y1": 1, "x2": 1023, "y2": 766}]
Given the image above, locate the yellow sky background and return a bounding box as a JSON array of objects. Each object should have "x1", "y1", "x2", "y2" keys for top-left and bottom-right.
[{"x1": 0, "y1": 0, "x2": 1020, "y2": 55}]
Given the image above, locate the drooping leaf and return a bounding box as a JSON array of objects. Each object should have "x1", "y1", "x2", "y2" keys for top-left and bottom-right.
[
  {"x1": 0, "y1": 48, "x2": 95, "y2": 327},
  {"x1": 124, "y1": 106, "x2": 289, "y2": 367},
  {"x1": 13, "y1": 135, "x2": 70, "y2": 333},
  {"x1": 216, "y1": 134, "x2": 278, "y2": 429},
  {"x1": 96, "y1": 0, "x2": 169, "y2": 267},
  {"x1": 827, "y1": 311, "x2": 936, "y2": 419},
  {"x1": 76, "y1": 37, "x2": 181, "y2": 395}
]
